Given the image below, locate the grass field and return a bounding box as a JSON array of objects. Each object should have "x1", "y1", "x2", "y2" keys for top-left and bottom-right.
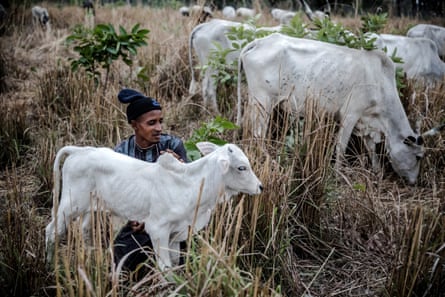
[{"x1": 0, "y1": 3, "x2": 444, "y2": 296}]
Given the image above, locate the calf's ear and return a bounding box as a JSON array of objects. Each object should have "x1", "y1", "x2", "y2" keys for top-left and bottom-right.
[{"x1": 196, "y1": 142, "x2": 219, "y2": 156}]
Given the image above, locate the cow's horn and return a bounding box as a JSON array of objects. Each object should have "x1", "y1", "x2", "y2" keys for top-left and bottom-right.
[{"x1": 422, "y1": 123, "x2": 445, "y2": 137}]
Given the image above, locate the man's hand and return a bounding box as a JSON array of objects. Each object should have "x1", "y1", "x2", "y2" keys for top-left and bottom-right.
[
  {"x1": 128, "y1": 220, "x2": 145, "y2": 233},
  {"x1": 161, "y1": 149, "x2": 184, "y2": 163}
]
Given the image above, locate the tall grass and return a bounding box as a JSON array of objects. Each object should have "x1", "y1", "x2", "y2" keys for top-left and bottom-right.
[{"x1": 0, "y1": 4, "x2": 444, "y2": 297}]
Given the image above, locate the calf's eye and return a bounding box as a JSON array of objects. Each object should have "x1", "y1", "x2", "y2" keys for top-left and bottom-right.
[{"x1": 238, "y1": 166, "x2": 247, "y2": 171}]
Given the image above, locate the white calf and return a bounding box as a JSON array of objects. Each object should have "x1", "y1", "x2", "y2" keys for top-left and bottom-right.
[{"x1": 45, "y1": 142, "x2": 263, "y2": 270}]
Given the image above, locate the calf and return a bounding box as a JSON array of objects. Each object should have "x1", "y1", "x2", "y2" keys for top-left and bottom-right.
[
  {"x1": 31, "y1": 6, "x2": 49, "y2": 30},
  {"x1": 45, "y1": 142, "x2": 263, "y2": 270}
]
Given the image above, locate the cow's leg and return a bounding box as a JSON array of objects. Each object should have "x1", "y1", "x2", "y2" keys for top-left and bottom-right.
[
  {"x1": 147, "y1": 226, "x2": 172, "y2": 271},
  {"x1": 202, "y1": 69, "x2": 219, "y2": 113},
  {"x1": 46, "y1": 189, "x2": 90, "y2": 265},
  {"x1": 45, "y1": 218, "x2": 58, "y2": 265},
  {"x1": 249, "y1": 100, "x2": 269, "y2": 138},
  {"x1": 364, "y1": 136, "x2": 379, "y2": 172},
  {"x1": 169, "y1": 240, "x2": 181, "y2": 266},
  {"x1": 336, "y1": 113, "x2": 359, "y2": 171},
  {"x1": 45, "y1": 203, "x2": 71, "y2": 265}
]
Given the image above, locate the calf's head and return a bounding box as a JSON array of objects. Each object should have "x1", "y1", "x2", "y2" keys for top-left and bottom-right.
[{"x1": 196, "y1": 142, "x2": 263, "y2": 196}]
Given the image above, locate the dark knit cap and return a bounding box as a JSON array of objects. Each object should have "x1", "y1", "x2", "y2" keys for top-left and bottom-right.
[{"x1": 118, "y1": 89, "x2": 162, "y2": 123}]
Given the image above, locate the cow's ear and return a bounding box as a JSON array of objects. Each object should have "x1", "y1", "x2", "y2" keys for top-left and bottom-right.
[{"x1": 196, "y1": 142, "x2": 219, "y2": 156}]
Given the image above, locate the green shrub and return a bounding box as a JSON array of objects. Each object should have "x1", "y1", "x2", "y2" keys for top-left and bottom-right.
[
  {"x1": 185, "y1": 116, "x2": 239, "y2": 161},
  {"x1": 66, "y1": 23, "x2": 149, "y2": 90}
]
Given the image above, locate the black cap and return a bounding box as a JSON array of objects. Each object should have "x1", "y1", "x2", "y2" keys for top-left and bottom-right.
[{"x1": 118, "y1": 89, "x2": 162, "y2": 123}]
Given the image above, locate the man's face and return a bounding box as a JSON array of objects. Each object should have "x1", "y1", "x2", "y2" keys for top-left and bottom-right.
[{"x1": 131, "y1": 109, "x2": 163, "y2": 147}]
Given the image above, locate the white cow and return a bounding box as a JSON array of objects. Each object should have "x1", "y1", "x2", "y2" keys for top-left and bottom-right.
[
  {"x1": 222, "y1": 6, "x2": 236, "y2": 19},
  {"x1": 188, "y1": 19, "x2": 253, "y2": 112},
  {"x1": 32, "y1": 6, "x2": 49, "y2": 29},
  {"x1": 188, "y1": 19, "x2": 280, "y2": 113},
  {"x1": 271, "y1": 8, "x2": 296, "y2": 25},
  {"x1": 407, "y1": 24, "x2": 445, "y2": 59},
  {"x1": 190, "y1": 4, "x2": 213, "y2": 17},
  {"x1": 45, "y1": 142, "x2": 263, "y2": 270},
  {"x1": 237, "y1": 33, "x2": 439, "y2": 184},
  {"x1": 180, "y1": 5, "x2": 213, "y2": 21},
  {"x1": 236, "y1": 7, "x2": 256, "y2": 19},
  {"x1": 372, "y1": 33, "x2": 445, "y2": 85},
  {"x1": 179, "y1": 6, "x2": 190, "y2": 16},
  {"x1": 299, "y1": 0, "x2": 330, "y2": 22}
]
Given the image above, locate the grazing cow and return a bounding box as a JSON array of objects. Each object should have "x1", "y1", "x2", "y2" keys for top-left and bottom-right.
[
  {"x1": 271, "y1": 8, "x2": 296, "y2": 25},
  {"x1": 191, "y1": 5, "x2": 213, "y2": 19},
  {"x1": 299, "y1": 0, "x2": 330, "y2": 22},
  {"x1": 372, "y1": 33, "x2": 445, "y2": 85},
  {"x1": 45, "y1": 142, "x2": 263, "y2": 270},
  {"x1": 236, "y1": 7, "x2": 256, "y2": 19},
  {"x1": 82, "y1": 0, "x2": 95, "y2": 16},
  {"x1": 407, "y1": 24, "x2": 445, "y2": 59},
  {"x1": 222, "y1": 6, "x2": 236, "y2": 19},
  {"x1": 180, "y1": 5, "x2": 213, "y2": 23},
  {"x1": 32, "y1": 6, "x2": 49, "y2": 30},
  {"x1": 237, "y1": 33, "x2": 442, "y2": 184}
]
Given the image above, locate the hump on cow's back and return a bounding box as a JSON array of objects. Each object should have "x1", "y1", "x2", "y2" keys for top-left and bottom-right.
[{"x1": 157, "y1": 152, "x2": 186, "y2": 172}]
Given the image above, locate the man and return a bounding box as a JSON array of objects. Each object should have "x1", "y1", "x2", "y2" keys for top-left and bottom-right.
[{"x1": 113, "y1": 88, "x2": 188, "y2": 277}]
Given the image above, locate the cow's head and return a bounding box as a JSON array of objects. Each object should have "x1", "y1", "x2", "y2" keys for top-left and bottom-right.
[
  {"x1": 389, "y1": 123, "x2": 445, "y2": 184},
  {"x1": 196, "y1": 142, "x2": 263, "y2": 196},
  {"x1": 389, "y1": 135, "x2": 424, "y2": 185}
]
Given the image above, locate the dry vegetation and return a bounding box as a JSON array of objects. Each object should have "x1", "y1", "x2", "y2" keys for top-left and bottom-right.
[{"x1": 0, "y1": 3, "x2": 444, "y2": 297}]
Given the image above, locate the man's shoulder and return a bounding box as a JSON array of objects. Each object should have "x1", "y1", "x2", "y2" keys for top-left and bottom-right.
[
  {"x1": 114, "y1": 136, "x2": 134, "y2": 153},
  {"x1": 159, "y1": 133, "x2": 184, "y2": 148}
]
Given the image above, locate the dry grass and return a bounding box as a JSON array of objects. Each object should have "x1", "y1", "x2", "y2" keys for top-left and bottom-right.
[{"x1": 1, "y1": 3, "x2": 444, "y2": 297}]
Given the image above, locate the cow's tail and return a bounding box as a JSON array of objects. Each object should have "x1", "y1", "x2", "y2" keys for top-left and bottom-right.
[
  {"x1": 188, "y1": 26, "x2": 198, "y2": 95},
  {"x1": 236, "y1": 47, "x2": 244, "y2": 128},
  {"x1": 237, "y1": 41, "x2": 256, "y2": 128},
  {"x1": 51, "y1": 146, "x2": 90, "y2": 218}
]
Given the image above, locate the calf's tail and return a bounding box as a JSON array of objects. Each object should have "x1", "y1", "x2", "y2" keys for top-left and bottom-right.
[{"x1": 51, "y1": 146, "x2": 91, "y2": 218}]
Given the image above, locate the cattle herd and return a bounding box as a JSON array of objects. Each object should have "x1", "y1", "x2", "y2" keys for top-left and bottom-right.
[
  {"x1": 186, "y1": 7, "x2": 445, "y2": 186},
  {"x1": 42, "y1": 1, "x2": 445, "y2": 272}
]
